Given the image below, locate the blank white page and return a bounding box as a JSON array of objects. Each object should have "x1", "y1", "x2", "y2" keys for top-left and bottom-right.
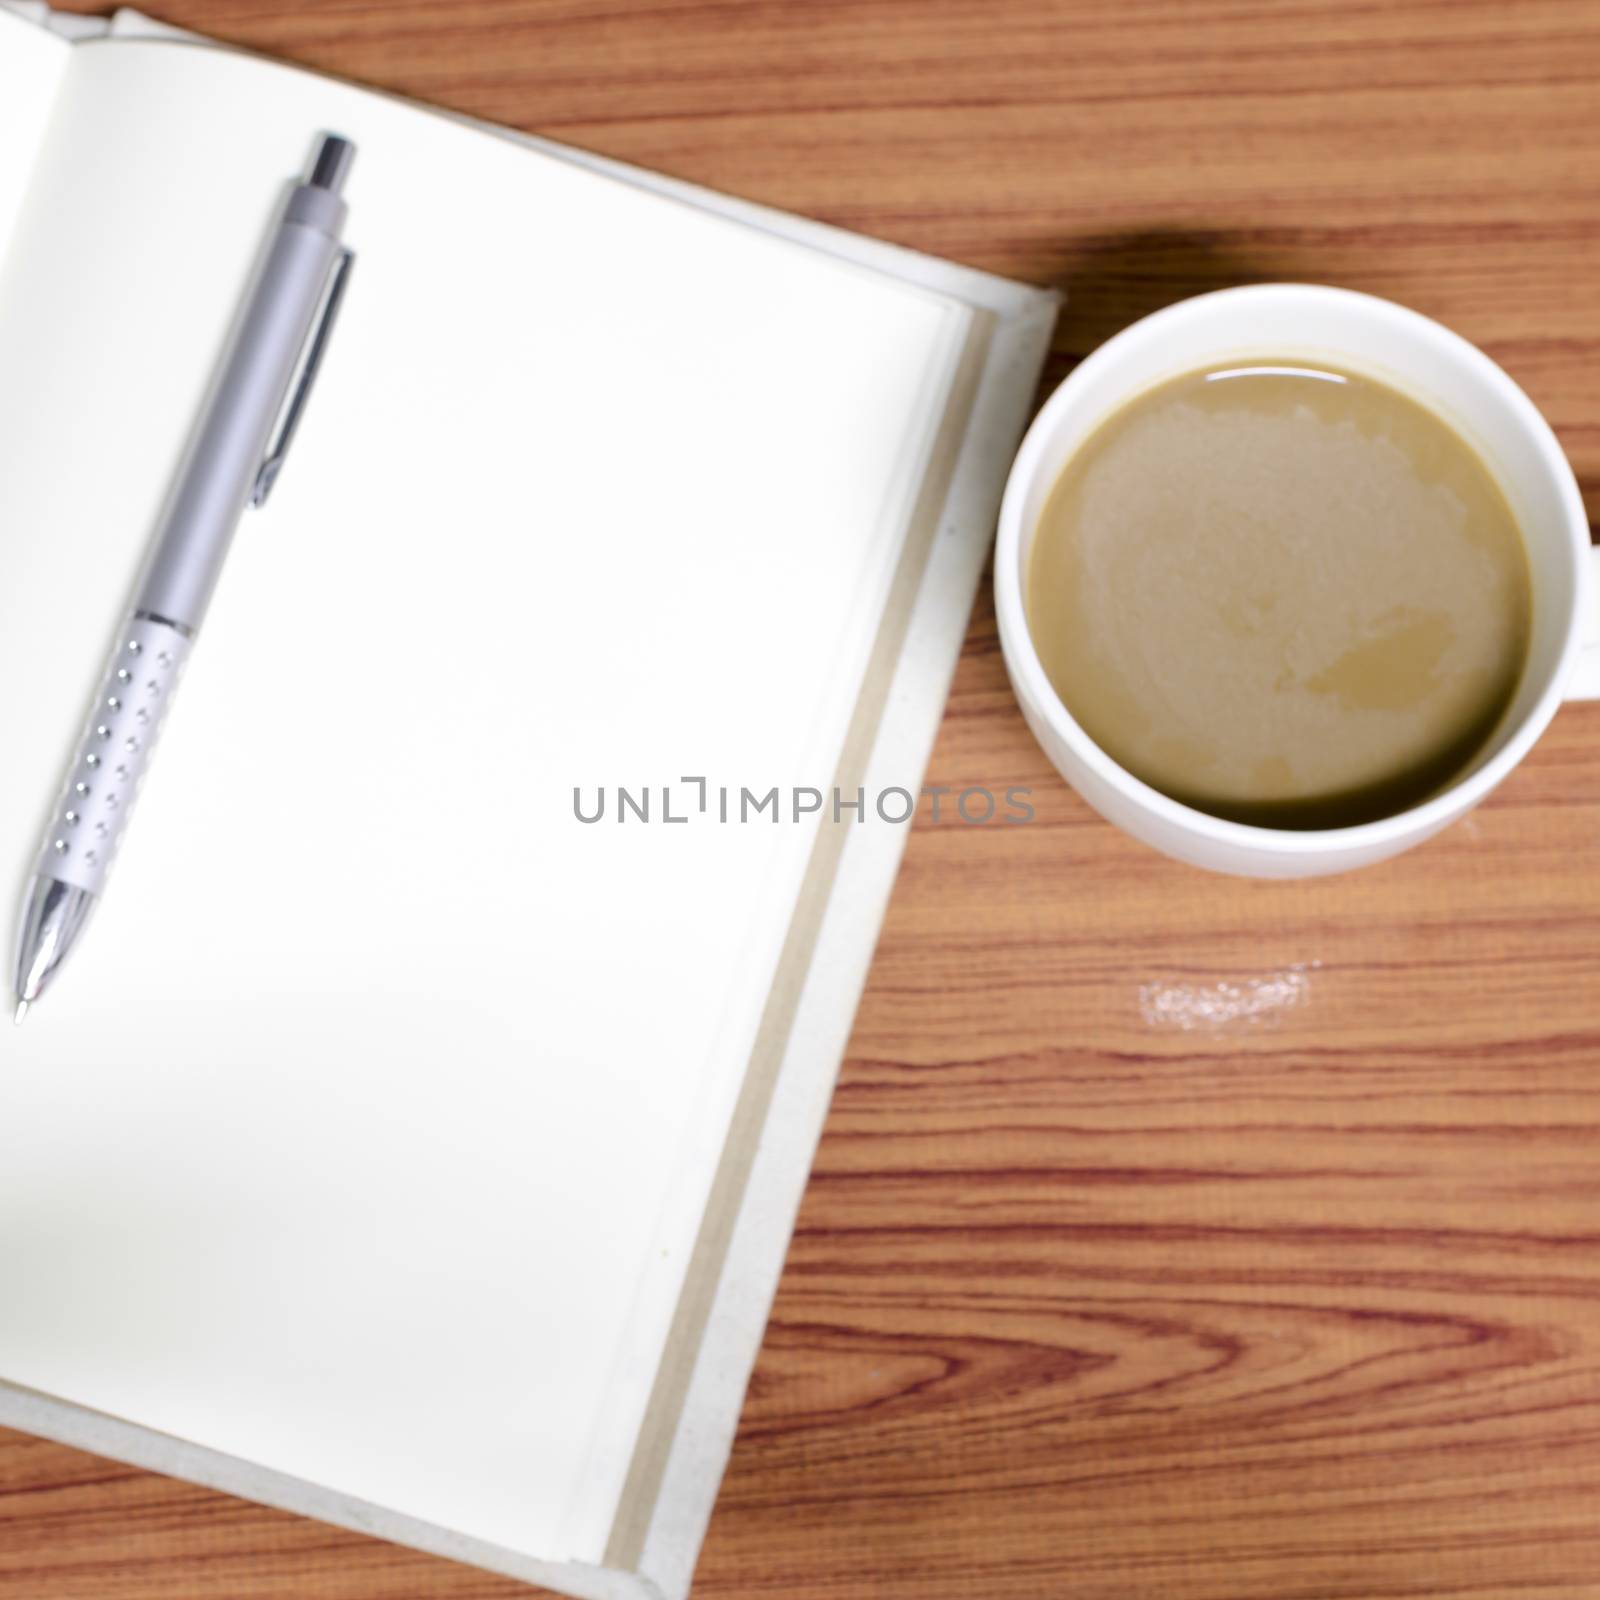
[{"x1": 0, "y1": 38, "x2": 968, "y2": 1560}]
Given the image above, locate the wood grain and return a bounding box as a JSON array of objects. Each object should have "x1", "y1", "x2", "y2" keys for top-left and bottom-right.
[{"x1": 7, "y1": 1, "x2": 1600, "y2": 1596}]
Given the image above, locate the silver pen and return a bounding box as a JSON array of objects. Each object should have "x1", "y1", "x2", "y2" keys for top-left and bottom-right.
[{"x1": 12, "y1": 134, "x2": 356, "y2": 1023}]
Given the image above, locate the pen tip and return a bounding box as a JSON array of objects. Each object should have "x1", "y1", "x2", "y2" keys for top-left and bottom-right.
[{"x1": 13, "y1": 1000, "x2": 27, "y2": 1027}]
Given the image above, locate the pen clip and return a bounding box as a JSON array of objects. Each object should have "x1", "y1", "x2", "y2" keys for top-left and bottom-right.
[{"x1": 251, "y1": 245, "x2": 355, "y2": 509}]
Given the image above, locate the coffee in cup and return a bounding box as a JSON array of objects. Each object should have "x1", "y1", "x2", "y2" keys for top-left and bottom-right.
[{"x1": 1024, "y1": 358, "x2": 1531, "y2": 829}]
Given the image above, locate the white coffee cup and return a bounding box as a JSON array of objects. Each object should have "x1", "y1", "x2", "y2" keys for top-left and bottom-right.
[{"x1": 995, "y1": 284, "x2": 1600, "y2": 877}]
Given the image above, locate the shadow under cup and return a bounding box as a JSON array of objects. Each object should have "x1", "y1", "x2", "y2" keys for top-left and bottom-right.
[{"x1": 996, "y1": 285, "x2": 1589, "y2": 875}]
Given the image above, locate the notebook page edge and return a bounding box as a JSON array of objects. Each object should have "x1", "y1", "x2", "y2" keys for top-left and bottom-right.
[
  {"x1": 632, "y1": 291, "x2": 1058, "y2": 1600},
  {"x1": 555, "y1": 294, "x2": 978, "y2": 1556},
  {"x1": 598, "y1": 302, "x2": 1000, "y2": 1573}
]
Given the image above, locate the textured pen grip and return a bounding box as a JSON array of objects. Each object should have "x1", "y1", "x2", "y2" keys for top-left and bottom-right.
[{"x1": 32, "y1": 616, "x2": 193, "y2": 896}]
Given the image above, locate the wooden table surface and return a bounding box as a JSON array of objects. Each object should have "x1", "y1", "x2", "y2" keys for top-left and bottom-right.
[{"x1": 7, "y1": 2, "x2": 1600, "y2": 1596}]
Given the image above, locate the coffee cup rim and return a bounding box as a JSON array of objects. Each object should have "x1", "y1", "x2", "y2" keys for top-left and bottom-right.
[{"x1": 994, "y1": 282, "x2": 1590, "y2": 856}]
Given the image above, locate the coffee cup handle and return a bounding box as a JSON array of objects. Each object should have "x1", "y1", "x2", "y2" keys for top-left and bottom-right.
[{"x1": 1567, "y1": 546, "x2": 1600, "y2": 701}]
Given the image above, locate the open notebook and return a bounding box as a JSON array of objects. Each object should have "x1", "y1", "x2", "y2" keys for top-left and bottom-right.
[{"x1": 0, "y1": 7, "x2": 1056, "y2": 1596}]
